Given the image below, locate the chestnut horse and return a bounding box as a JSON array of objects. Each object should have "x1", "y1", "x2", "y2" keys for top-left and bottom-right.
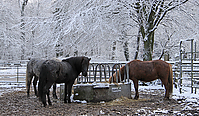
[{"x1": 109, "y1": 60, "x2": 173, "y2": 100}]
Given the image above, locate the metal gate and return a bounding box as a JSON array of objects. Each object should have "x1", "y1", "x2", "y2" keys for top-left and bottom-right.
[{"x1": 178, "y1": 39, "x2": 199, "y2": 94}]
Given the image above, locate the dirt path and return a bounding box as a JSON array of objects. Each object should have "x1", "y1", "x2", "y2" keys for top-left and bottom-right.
[{"x1": 0, "y1": 88, "x2": 198, "y2": 115}]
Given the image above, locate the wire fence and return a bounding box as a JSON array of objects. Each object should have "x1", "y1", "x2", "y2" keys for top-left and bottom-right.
[{"x1": 0, "y1": 63, "x2": 27, "y2": 84}]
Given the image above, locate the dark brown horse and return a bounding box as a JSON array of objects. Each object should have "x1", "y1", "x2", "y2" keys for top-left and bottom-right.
[{"x1": 109, "y1": 60, "x2": 173, "y2": 100}]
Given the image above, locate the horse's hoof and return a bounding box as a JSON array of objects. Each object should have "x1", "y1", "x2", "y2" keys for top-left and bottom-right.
[
  {"x1": 27, "y1": 93, "x2": 30, "y2": 98},
  {"x1": 43, "y1": 104, "x2": 47, "y2": 107},
  {"x1": 53, "y1": 95, "x2": 58, "y2": 99},
  {"x1": 134, "y1": 97, "x2": 139, "y2": 100},
  {"x1": 163, "y1": 97, "x2": 170, "y2": 100}
]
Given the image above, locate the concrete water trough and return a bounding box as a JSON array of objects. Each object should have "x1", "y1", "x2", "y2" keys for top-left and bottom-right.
[{"x1": 60, "y1": 63, "x2": 131, "y2": 102}]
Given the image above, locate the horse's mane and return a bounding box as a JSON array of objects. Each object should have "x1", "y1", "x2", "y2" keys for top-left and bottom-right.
[
  {"x1": 28, "y1": 57, "x2": 46, "y2": 61},
  {"x1": 51, "y1": 57, "x2": 61, "y2": 62},
  {"x1": 111, "y1": 60, "x2": 142, "y2": 82},
  {"x1": 62, "y1": 56, "x2": 84, "y2": 72},
  {"x1": 128, "y1": 59, "x2": 142, "y2": 64}
]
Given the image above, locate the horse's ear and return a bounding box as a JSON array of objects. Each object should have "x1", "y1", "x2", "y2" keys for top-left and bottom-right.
[
  {"x1": 62, "y1": 59, "x2": 69, "y2": 62},
  {"x1": 79, "y1": 57, "x2": 84, "y2": 64},
  {"x1": 81, "y1": 57, "x2": 91, "y2": 63}
]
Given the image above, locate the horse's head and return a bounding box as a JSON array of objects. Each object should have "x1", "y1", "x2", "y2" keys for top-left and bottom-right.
[
  {"x1": 108, "y1": 71, "x2": 117, "y2": 83},
  {"x1": 109, "y1": 65, "x2": 126, "y2": 83},
  {"x1": 81, "y1": 57, "x2": 91, "y2": 77}
]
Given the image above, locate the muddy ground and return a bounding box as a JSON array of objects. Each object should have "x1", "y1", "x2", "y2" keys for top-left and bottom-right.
[{"x1": 0, "y1": 88, "x2": 199, "y2": 116}]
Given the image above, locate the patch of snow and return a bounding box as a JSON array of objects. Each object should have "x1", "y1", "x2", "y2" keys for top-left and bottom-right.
[
  {"x1": 137, "y1": 108, "x2": 147, "y2": 114},
  {"x1": 100, "y1": 110, "x2": 105, "y2": 115},
  {"x1": 81, "y1": 100, "x2": 87, "y2": 103},
  {"x1": 100, "y1": 101, "x2": 105, "y2": 103},
  {"x1": 93, "y1": 83, "x2": 109, "y2": 88},
  {"x1": 185, "y1": 98, "x2": 198, "y2": 103},
  {"x1": 137, "y1": 85, "x2": 199, "y2": 102},
  {"x1": 192, "y1": 103, "x2": 199, "y2": 108},
  {"x1": 182, "y1": 106, "x2": 193, "y2": 111},
  {"x1": 153, "y1": 108, "x2": 169, "y2": 114},
  {"x1": 73, "y1": 83, "x2": 93, "y2": 87}
]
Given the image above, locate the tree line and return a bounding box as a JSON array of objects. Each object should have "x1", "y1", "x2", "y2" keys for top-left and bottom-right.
[{"x1": 0, "y1": 0, "x2": 198, "y2": 61}]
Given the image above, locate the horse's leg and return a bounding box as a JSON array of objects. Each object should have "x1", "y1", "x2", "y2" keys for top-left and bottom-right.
[
  {"x1": 33, "y1": 76, "x2": 38, "y2": 97},
  {"x1": 64, "y1": 83, "x2": 68, "y2": 103},
  {"x1": 47, "y1": 89, "x2": 52, "y2": 105},
  {"x1": 41, "y1": 86, "x2": 47, "y2": 107},
  {"x1": 53, "y1": 83, "x2": 58, "y2": 99},
  {"x1": 26, "y1": 73, "x2": 33, "y2": 97},
  {"x1": 160, "y1": 78, "x2": 169, "y2": 100},
  {"x1": 42, "y1": 81, "x2": 54, "y2": 107},
  {"x1": 67, "y1": 82, "x2": 74, "y2": 103},
  {"x1": 133, "y1": 79, "x2": 139, "y2": 99}
]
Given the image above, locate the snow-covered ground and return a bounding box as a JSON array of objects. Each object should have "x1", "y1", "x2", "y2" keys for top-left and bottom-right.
[
  {"x1": 139, "y1": 85, "x2": 199, "y2": 103},
  {"x1": 1, "y1": 80, "x2": 199, "y2": 115},
  {"x1": 1, "y1": 82, "x2": 198, "y2": 101},
  {"x1": 0, "y1": 83, "x2": 25, "y2": 96},
  {"x1": 0, "y1": 66, "x2": 26, "y2": 96},
  {"x1": 137, "y1": 85, "x2": 199, "y2": 115},
  {"x1": 0, "y1": 67, "x2": 26, "y2": 77},
  {"x1": 0, "y1": 65, "x2": 198, "y2": 115},
  {"x1": 0, "y1": 83, "x2": 198, "y2": 115}
]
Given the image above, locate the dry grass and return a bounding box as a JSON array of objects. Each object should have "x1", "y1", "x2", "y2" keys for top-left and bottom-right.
[{"x1": 106, "y1": 96, "x2": 150, "y2": 106}]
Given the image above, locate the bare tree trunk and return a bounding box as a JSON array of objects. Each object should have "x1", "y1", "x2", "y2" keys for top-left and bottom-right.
[
  {"x1": 20, "y1": 0, "x2": 28, "y2": 60},
  {"x1": 123, "y1": 41, "x2": 129, "y2": 61},
  {"x1": 134, "y1": 28, "x2": 141, "y2": 60},
  {"x1": 143, "y1": 31, "x2": 154, "y2": 61},
  {"x1": 112, "y1": 41, "x2": 116, "y2": 60},
  {"x1": 134, "y1": 0, "x2": 188, "y2": 61}
]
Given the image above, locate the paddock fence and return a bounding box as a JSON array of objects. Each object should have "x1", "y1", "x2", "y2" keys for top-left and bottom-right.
[
  {"x1": 0, "y1": 61, "x2": 28, "y2": 85},
  {"x1": 0, "y1": 59, "x2": 198, "y2": 94}
]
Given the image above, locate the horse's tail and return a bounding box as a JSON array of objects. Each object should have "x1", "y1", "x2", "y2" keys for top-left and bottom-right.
[
  {"x1": 26, "y1": 62, "x2": 32, "y2": 91},
  {"x1": 26, "y1": 67, "x2": 29, "y2": 91},
  {"x1": 38, "y1": 61, "x2": 48, "y2": 99},
  {"x1": 168, "y1": 64, "x2": 173, "y2": 94}
]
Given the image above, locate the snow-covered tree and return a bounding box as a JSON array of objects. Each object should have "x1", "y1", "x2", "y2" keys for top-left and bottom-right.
[
  {"x1": 51, "y1": 0, "x2": 195, "y2": 61},
  {"x1": 155, "y1": 0, "x2": 199, "y2": 60},
  {"x1": 120, "y1": 0, "x2": 189, "y2": 61},
  {"x1": 18, "y1": 0, "x2": 54, "y2": 59},
  {"x1": 0, "y1": 0, "x2": 21, "y2": 60},
  {"x1": 0, "y1": 0, "x2": 198, "y2": 61},
  {"x1": 51, "y1": 0, "x2": 131, "y2": 60}
]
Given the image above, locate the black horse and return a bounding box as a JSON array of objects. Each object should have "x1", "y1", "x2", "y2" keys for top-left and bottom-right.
[{"x1": 38, "y1": 56, "x2": 91, "y2": 107}]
